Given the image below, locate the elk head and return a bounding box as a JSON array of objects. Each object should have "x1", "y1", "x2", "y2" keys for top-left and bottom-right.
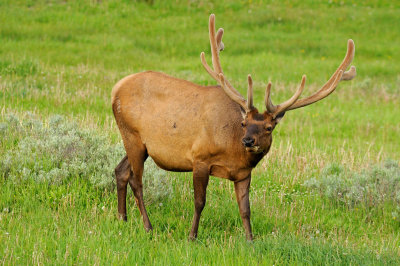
[{"x1": 201, "y1": 14, "x2": 356, "y2": 154}]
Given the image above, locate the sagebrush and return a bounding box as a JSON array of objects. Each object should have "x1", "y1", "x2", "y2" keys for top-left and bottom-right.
[
  {"x1": 0, "y1": 112, "x2": 172, "y2": 204},
  {"x1": 304, "y1": 160, "x2": 400, "y2": 207}
]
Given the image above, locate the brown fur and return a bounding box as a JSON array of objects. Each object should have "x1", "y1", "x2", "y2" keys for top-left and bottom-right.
[
  {"x1": 112, "y1": 71, "x2": 280, "y2": 240},
  {"x1": 112, "y1": 71, "x2": 270, "y2": 179}
]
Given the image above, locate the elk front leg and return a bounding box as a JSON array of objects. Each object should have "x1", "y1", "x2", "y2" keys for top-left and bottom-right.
[
  {"x1": 189, "y1": 164, "x2": 210, "y2": 240},
  {"x1": 234, "y1": 176, "x2": 253, "y2": 241},
  {"x1": 115, "y1": 155, "x2": 130, "y2": 221}
]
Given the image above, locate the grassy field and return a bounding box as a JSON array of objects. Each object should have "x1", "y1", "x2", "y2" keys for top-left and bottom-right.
[{"x1": 1, "y1": 0, "x2": 400, "y2": 264}]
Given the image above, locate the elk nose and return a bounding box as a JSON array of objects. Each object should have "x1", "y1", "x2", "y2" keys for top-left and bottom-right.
[{"x1": 242, "y1": 137, "x2": 255, "y2": 147}]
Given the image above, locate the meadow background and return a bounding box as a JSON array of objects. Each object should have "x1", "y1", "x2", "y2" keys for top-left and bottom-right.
[{"x1": 1, "y1": 0, "x2": 400, "y2": 264}]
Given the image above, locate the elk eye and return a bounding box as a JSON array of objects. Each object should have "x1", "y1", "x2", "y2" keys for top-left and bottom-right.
[
  {"x1": 241, "y1": 122, "x2": 246, "y2": 128},
  {"x1": 266, "y1": 126, "x2": 272, "y2": 132}
]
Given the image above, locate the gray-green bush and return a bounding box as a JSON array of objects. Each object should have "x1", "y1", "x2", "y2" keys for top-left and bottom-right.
[
  {"x1": 304, "y1": 160, "x2": 400, "y2": 207},
  {"x1": 0, "y1": 112, "x2": 172, "y2": 204}
]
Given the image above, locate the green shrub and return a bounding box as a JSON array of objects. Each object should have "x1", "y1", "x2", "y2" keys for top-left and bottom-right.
[
  {"x1": 304, "y1": 160, "x2": 400, "y2": 207},
  {"x1": 0, "y1": 112, "x2": 172, "y2": 204}
]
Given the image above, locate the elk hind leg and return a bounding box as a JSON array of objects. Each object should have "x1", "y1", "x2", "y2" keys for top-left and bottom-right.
[
  {"x1": 124, "y1": 135, "x2": 153, "y2": 232},
  {"x1": 115, "y1": 155, "x2": 131, "y2": 221}
]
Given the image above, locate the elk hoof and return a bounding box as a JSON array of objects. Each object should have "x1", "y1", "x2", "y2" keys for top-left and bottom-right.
[
  {"x1": 118, "y1": 213, "x2": 127, "y2": 221},
  {"x1": 188, "y1": 234, "x2": 197, "y2": 241}
]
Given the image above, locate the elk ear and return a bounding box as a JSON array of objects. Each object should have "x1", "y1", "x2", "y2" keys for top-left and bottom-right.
[{"x1": 275, "y1": 112, "x2": 285, "y2": 124}]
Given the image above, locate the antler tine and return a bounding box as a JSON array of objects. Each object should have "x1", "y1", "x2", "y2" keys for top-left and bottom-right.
[
  {"x1": 265, "y1": 82, "x2": 275, "y2": 113},
  {"x1": 200, "y1": 52, "x2": 219, "y2": 81},
  {"x1": 341, "y1": 66, "x2": 356, "y2": 81},
  {"x1": 276, "y1": 75, "x2": 306, "y2": 114},
  {"x1": 216, "y1": 28, "x2": 224, "y2": 51},
  {"x1": 286, "y1": 39, "x2": 356, "y2": 111},
  {"x1": 265, "y1": 76, "x2": 306, "y2": 117},
  {"x1": 247, "y1": 75, "x2": 254, "y2": 110},
  {"x1": 209, "y1": 14, "x2": 223, "y2": 74}
]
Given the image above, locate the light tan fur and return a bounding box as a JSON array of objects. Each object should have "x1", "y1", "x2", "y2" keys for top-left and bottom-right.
[{"x1": 112, "y1": 71, "x2": 258, "y2": 179}]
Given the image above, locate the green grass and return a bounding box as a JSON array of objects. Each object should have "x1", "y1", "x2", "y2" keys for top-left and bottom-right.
[
  {"x1": 1, "y1": 178, "x2": 399, "y2": 265},
  {"x1": 1, "y1": 0, "x2": 400, "y2": 264}
]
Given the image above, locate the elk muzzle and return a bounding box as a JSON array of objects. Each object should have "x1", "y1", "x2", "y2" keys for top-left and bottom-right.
[{"x1": 242, "y1": 137, "x2": 255, "y2": 147}]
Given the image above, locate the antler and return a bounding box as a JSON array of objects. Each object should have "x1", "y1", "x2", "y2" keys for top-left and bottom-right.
[
  {"x1": 265, "y1": 76, "x2": 306, "y2": 116},
  {"x1": 266, "y1": 40, "x2": 356, "y2": 116},
  {"x1": 201, "y1": 14, "x2": 254, "y2": 113}
]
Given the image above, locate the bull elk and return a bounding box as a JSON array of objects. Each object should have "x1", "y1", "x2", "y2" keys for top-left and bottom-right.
[{"x1": 111, "y1": 14, "x2": 356, "y2": 241}]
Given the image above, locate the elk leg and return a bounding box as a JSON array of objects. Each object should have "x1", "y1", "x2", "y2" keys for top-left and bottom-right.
[
  {"x1": 115, "y1": 155, "x2": 131, "y2": 221},
  {"x1": 189, "y1": 164, "x2": 210, "y2": 240},
  {"x1": 123, "y1": 133, "x2": 153, "y2": 232},
  {"x1": 234, "y1": 176, "x2": 253, "y2": 241},
  {"x1": 128, "y1": 164, "x2": 153, "y2": 232}
]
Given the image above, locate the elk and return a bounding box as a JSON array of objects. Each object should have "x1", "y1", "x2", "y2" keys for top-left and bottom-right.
[{"x1": 111, "y1": 14, "x2": 356, "y2": 241}]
